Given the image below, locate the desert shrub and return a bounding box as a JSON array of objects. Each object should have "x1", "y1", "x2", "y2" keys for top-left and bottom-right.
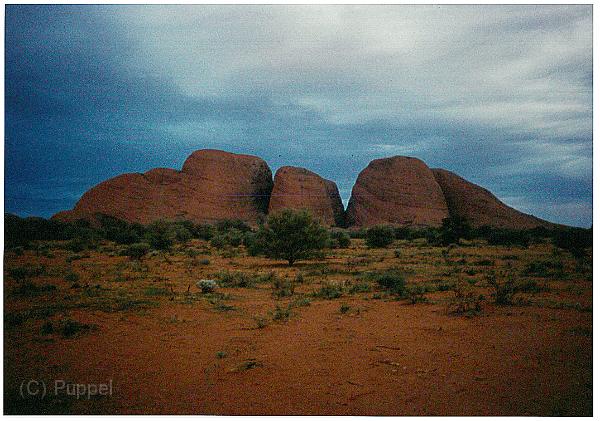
[
  {"x1": 552, "y1": 227, "x2": 592, "y2": 258},
  {"x1": 196, "y1": 279, "x2": 217, "y2": 293},
  {"x1": 145, "y1": 220, "x2": 174, "y2": 251},
  {"x1": 294, "y1": 272, "x2": 305, "y2": 284},
  {"x1": 209, "y1": 228, "x2": 244, "y2": 249},
  {"x1": 40, "y1": 321, "x2": 54, "y2": 335},
  {"x1": 408, "y1": 227, "x2": 440, "y2": 243},
  {"x1": 348, "y1": 229, "x2": 367, "y2": 239},
  {"x1": 194, "y1": 224, "x2": 214, "y2": 240},
  {"x1": 11, "y1": 246, "x2": 24, "y2": 256},
  {"x1": 97, "y1": 214, "x2": 144, "y2": 244},
  {"x1": 488, "y1": 274, "x2": 516, "y2": 305},
  {"x1": 5, "y1": 214, "x2": 72, "y2": 247},
  {"x1": 213, "y1": 271, "x2": 256, "y2": 288},
  {"x1": 64, "y1": 271, "x2": 80, "y2": 283},
  {"x1": 123, "y1": 242, "x2": 150, "y2": 260},
  {"x1": 243, "y1": 232, "x2": 264, "y2": 256},
  {"x1": 522, "y1": 260, "x2": 564, "y2": 277},
  {"x1": 393, "y1": 227, "x2": 411, "y2": 240},
  {"x1": 216, "y1": 219, "x2": 252, "y2": 233},
  {"x1": 312, "y1": 283, "x2": 344, "y2": 299},
  {"x1": 253, "y1": 209, "x2": 329, "y2": 266},
  {"x1": 330, "y1": 230, "x2": 351, "y2": 248},
  {"x1": 12, "y1": 281, "x2": 57, "y2": 297},
  {"x1": 271, "y1": 276, "x2": 295, "y2": 298},
  {"x1": 439, "y1": 216, "x2": 472, "y2": 245},
  {"x1": 349, "y1": 282, "x2": 372, "y2": 294},
  {"x1": 272, "y1": 304, "x2": 292, "y2": 321},
  {"x1": 65, "y1": 237, "x2": 89, "y2": 253},
  {"x1": 291, "y1": 297, "x2": 312, "y2": 307},
  {"x1": 225, "y1": 229, "x2": 243, "y2": 247},
  {"x1": 487, "y1": 273, "x2": 543, "y2": 305},
  {"x1": 365, "y1": 225, "x2": 396, "y2": 248},
  {"x1": 7, "y1": 265, "x2": 46, "y2": 282},
  {"x1": 369, "y1": 270, "x2": 406, "y2": 295},
  {"x1": 475, "y1": 259, "x2": 494, "y2": 266},
  {"x1": 448, "y1": 281, "x2": 484, "y2": 315},
  {"x1": 60, "y1": 319, "x2": 97, "y2": 338},
  {"x1": 254, "y1": 316, "x2": 268, "y2": 329},
  {"x1": 209, "y1": 235, "x2": 227, "y2": 249},
  {"x1": 184, "y1": 247, "x2": 200, "y2": 258},
  {"x1": 486, "y1": 229, "x2": 531, "y2": 247},
  {"x1": 405, "y1": 284, "x2": 427, "y2": 304},
  {"x1": 517, "y1": 279, "x2": 547, "y2": 293},
  {"x1": 428, "y1": 279, "x2": 451, "y2": 292},
  {"x1": 340, "y1": 303, "x2": 351, "y2": 314},
  {"x1": 174, "y1": 226, "x2": 193, "y2": 243}
]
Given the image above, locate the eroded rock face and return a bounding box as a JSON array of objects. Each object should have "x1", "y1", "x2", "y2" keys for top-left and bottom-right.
[
  {"x1": 432, "y1": 168, "x2": 556, "y2": 230},
  {"x1": 53, "y1": 149, "x2": 273, "y2": 225},
  {"x1": 346, "y1": 156, "x2": 449, "y2": 227},
  {"x1": 268, "y1": 166, "x2": 345, "y2": 226}
]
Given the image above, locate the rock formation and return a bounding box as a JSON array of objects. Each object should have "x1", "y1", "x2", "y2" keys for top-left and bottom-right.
[
  {"x1": 432, "y1": 168, "x2": 556, "y2": 230},
  {"x1": 268, "y1": 166, "x2": 345, "y2": 226},
  {"x1": 53, "y1": 149, "x2": 273, "y2": 225},
  {"x1": 52, "y1": 148, "x2": 559, "y2": 230},
  {"x1": 346, "y1": 156, "x2": 449, "y2": 227}
]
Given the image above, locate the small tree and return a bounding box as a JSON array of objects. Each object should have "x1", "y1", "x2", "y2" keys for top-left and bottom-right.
[
  {"x1": 255, "y1": 209, "x2": 329, "y2": 266},
  {"x1": 439, "y1": 216, "x2": 472, "y2": 246},
  {"x1": 145, "y1": 220, "x2": 174, "y2": 251},
  {"x1": 365, "y1": 225, "x2": 396, "y2": 248},
  {"x1": 330, "y1": 230, "x2": 351, "y2": 248},
  {"x1": 124, "y1": 242, "x2": 150, "y2": 260}
]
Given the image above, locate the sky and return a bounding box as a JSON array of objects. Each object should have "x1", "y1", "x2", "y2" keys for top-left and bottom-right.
[{"x1": 5, "y1": 4, "x2": 593, "y2": 227}]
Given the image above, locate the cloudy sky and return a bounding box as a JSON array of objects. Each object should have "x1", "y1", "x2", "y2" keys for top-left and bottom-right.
[{"x1": 6, "y1": 5, "x2": 592, "y2": 227}]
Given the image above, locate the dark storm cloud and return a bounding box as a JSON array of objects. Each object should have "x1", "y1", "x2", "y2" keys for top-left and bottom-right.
[{"x1": 5, "y1": 5, "x2": 592, "y2": 226}]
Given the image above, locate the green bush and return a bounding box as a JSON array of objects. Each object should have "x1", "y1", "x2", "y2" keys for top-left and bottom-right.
[
  {"x1": 552, "y1": 227, "x2": 592, "y2": 258},
  {"x1": 64, "y1": 271, "x2": 80, "y2": 283},
  {"x1": 8, "y1": 265, "x2": 46, "y2": 282},
  {"x1": 216, "y1": 219, "x2": 252, "y2": 233},
  {"x1": 174, "y1": 227, "x2": 193, "y2": 243},
  {"x1": 194, "y1": 224, "x2": 214, "y2": 240},
  {"x1": 486, "y1": 229, "x2": 531, "y2": 247},
  {"x1": 330, "y1": 231, "x2": 351, "y2": 248},
  {"x1": 370, "y1": 270, "x2": 406, "y2": 295},
  {"x1": 210, "y1": 235, "x2": 227, "y2": 249},
  {"x1": 522, "y1": 260, "x2": 564, "y2": 277},
  {"x1": 124, "y1": 242, "x2": 151, "y2": 260},
  {"x1": 253, "y1": 209, "x2": 329, "y2": 266},
  {"x1": 312, "y1": 283, "x2": 344, "y2": 299},
  {"x1": 348, "y1": 229, "x2": 367, "y2": 239},
  {"x1": 348, "y1": 282, "x2": 371, "y2": 294},
  {"x1": 439, "y1": 216, "x2": 472, "y2": 245},
  {"x1": 405, "y1": 284, "x2": 427, "y2": 304},
  {"x1": 60, "y1": 319, "x2": 97, "y2": 338},
  {"x1": 488, "y1": 274, "x2": 516, "y2": 305},
  {"x1": 225, "y1": 229, "x2": 243, "y2": 247},
  {"x1": 97, "y1": 215, "x2": 144, "y2": 244},
  {"x1": 448, "y1": 282, "x2": 484, "y2": 316},
  {"x1": 272, "y1": 304, "x2": 292, "y2": 321},
  {"x1": 271, "y1": 276, "x2": 295, "y2": 298},
  {"x1": 365, "y1": 225, "x2": 396, "y2": 248},
  {"x1": 145, "y1": 220, "x2": 174, "y2": 250},
  {"x1": 212, "y1": 270, "x2": 258, "y2": 288}
]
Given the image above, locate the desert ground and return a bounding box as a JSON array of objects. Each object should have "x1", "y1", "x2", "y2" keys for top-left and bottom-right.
[{"x1": 4, "y1": 237, "x2": 592, "y2": 415}]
